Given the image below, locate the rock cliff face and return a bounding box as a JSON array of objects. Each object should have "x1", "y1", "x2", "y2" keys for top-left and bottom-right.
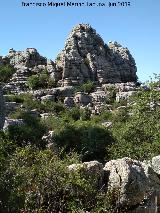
[
  {"x1": 56, "y1": 24, "x2": 137, "y2": 85},
  {"x1": 0, "y1": 86, "x2": 5, "y2": 129}
]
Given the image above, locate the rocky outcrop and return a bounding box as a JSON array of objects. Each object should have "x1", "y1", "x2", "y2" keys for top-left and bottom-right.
[
  {"x1": 0, "y1": 86, "x2": 5, "y2": 129},
  {"x1": 2, "y1": 48, "x2": 56, "y2": 93},
  {"x1": 67, "y1": 156, "x2": 160, "y2": 210},
  {"x1": 2, "y1": 24, "x2": 138, "y2": 94},
  {"x1": 3, "y1": 48, "x2": 47, "y2": 68},
  {"x1": 56, "y1": 24, "x2": 137, "y2": 86}
]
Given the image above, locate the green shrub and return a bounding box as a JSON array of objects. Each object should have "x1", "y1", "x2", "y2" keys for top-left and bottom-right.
[
  {"x1": 53, "y1": 121, "x2": 114, "y2": 162},
  {"x1": 80, "y1": 107, "x2": 91, "y2": 121},
  {"x1": 0, "y1": 147, "x2": 104, "y2": 212},
  {"x1": 27, "y1": 70, "x2": 57, "y2": 90},
  {"x1": 27, "y1": 74, "x2": 40, "y2": 89},
  {"x1": 76, "y1": 81, "x2": 96, "y2": 94},
  {"x1": 0, "y1": 64, "x2": 15, "y2": 83},
  {"x1": 6, "y1": 111, "x2": 47, "y2": 148},
  {"x1": 5, "y1": 94, "x2": 24, "y2": 103},
  {"x1": 108, "y1": 77, "x2": 160, "y2": 161}
]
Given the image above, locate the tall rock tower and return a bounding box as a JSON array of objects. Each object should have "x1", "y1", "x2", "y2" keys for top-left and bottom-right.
[{"x1": 55, "y1": 24, "x2": 137, "y2": 86}]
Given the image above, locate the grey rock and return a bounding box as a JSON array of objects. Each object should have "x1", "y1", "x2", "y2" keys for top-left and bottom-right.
[
  {"x1": 152, "y1": 156, "x2": 160, "y2": 175},
  {"x1": 56, "y1": 24, "x2": 137, "y2": 86},
  {"x1": 40, "y1": 113, "x2": 53, "y2": 119},
  {"x1": 74, "y1": 92, "x2": 92, "y2": 106},
  {"x1": 101, "y1": 121, "x2": 112, "y2": 128},
  {"x1": 103, "y1": 157, "x2": 148, "y2": 207},
  {"x1": 91, "y1": 89, "x2": 107, "y2": 103},
  {"x1": 41, "y1": 94, "x2": 56, "y2": 101},
  {"x1": 116, "y1": 91, "x2": 136, "y2": 102},
  {"x1": 4, "y1": 48, "x2": 47, "y2": 68},
  {"x1": 64, "y1": 97, "x2": 75, "y2": 107},
  {"x1": 3, "y1": 118, "x2": 24, "y2": 131}
]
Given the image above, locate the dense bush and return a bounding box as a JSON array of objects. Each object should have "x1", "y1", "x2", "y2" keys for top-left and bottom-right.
[
  {"x1": 0, "y1": 147, "x2": 115, "y2": 213},
  {"x1": 75, "y1": 81, "x2": 96, "y2": 94},
  {"x1": 27, "y1": 70, "x2": 57, "y2": 89},
  {"x1": 53, "y1": 121, "x2": 114, "y2": 162},
  {"x1": 108, "y1": 78, "x2": 160, "y2": 160},
  {"x1": 0, "y1": 64, "x2": 15, "y2": 83},
  {"x1": 1, "y1": 74, "x2": 160, "y2": 212},
  {"x1": 6, "y1": 111, "x2": 47, "y2": 148}
]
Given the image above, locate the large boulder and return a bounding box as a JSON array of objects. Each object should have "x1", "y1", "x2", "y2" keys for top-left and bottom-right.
[
  {"x1": 0, "y1": 86, "x2": 5, "y2": 129},
  {"x1": 103, "y1": 158, "x2": 148, "y2": 207}
]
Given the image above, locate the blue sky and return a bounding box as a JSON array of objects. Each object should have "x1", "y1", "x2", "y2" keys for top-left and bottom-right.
[{"x1": 0, "y1": 0, "x2": 160, "y2": 82}]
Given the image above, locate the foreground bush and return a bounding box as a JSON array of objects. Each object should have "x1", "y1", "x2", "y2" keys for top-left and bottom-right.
[{"x1": 0, "y1": 147, "x2": 117, "y2": 213}]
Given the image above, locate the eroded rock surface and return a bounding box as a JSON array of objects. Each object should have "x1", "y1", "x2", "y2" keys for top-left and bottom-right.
[
  {"x1": 56, "y1": 24, "x2": 137, "y2": 86},
  {"x1": 103, "y1": 157, "x2": 148, "y2": 207}
]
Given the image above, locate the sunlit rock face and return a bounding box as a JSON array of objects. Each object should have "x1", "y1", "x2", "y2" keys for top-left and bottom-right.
[{"x1": 56, "y1": 24, "x2": 137, "y2": 86}]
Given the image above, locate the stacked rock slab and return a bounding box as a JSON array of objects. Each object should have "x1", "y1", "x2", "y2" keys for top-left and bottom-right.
[
  {"x1": 56, "y1": 24, "x2": 137, "y2": 86},
  {"x1": 0, "y1": 86, "x2": 5, "y2": 129},
  {"x1": 3, "y1": 48, "x2": 55, "y2": 93}
]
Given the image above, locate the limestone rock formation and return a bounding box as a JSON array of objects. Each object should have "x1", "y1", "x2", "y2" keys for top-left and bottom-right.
[
  {"x1": 56, "y1": 24, "x2": 137, "y2": 86},
  {"x1": 4, "y1": 48, "x2": 47, "y2": 68},
  {"x1": 0, "y1": 86, "x2": 5, "y2": 129},
  {"x1": 2, "y1": 24, "x2": 138, "y2": 94},
  {"x1": 103, "y1": 157, "x2": 148, "y2": 207},
  {"x1": 2, "y1": 48, "x2": 57, "y2": 93}
]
